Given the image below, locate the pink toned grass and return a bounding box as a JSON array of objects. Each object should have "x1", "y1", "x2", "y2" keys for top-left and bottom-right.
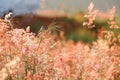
[{"x1": 0, "y1": 2, "x2": 120, "y2": 80}]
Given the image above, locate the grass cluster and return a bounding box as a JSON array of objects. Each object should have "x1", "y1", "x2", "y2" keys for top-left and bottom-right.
[{"x1": 0, "y1": 2, "x2": 120, "y2": 80}]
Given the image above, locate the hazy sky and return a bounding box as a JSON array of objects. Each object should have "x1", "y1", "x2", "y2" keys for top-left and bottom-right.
[
  {"x1": 0, "y1": 0, "x2": 39, "y2": 16},
  {"x1": 46, "y1": 0, "x2": 120, "y2": 16},
  {"x1": 0, "y1": 0, "x2": 120, "y2": 17}
]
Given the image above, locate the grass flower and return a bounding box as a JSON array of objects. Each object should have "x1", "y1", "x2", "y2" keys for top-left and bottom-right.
[
  {"x1": 83, "y1": 2, "x2": 98, "y2": 28},
  {"x1": 0, "y1": 2, "x2": 120, "y2": 80}
]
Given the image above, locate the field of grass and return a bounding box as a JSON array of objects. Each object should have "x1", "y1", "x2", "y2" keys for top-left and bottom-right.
[{"x1": 0, "y1": 2, "x2": 120, "y2": 80}]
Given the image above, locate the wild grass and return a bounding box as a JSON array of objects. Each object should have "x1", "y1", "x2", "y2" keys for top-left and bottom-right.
[{"x1": 0, "y1": 2, "x2": 120, "y2": 80}]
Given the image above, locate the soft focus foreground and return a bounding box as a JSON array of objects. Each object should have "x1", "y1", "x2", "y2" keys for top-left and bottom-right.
[{"x1": 0, "y1": 2, "x2": 120, "y2": 80}]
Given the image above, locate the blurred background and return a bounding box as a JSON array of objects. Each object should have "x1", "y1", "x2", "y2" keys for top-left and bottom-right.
[
  {"x1": 42, "y1": 0, "x2": 120, "y2": 17},
  {"x1": 0, "y1": 0, "x2": 120, "y2": 16},
  {"x1": 0, "y1": 0, "x2": 120, "y2": 43}
]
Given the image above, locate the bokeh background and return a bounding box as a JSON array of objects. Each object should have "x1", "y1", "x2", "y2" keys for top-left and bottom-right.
[
  {"x1": 0, "y1": 0, "x2": 120, "y2": 16},
  {"x1": 0, "y1": 0, "x2": 120, "y2": 43}
]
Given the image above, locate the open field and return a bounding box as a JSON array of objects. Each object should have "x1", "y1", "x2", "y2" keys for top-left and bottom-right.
[{"x1": 0, "y1": 2, "x2": 120, "y2": 80}]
